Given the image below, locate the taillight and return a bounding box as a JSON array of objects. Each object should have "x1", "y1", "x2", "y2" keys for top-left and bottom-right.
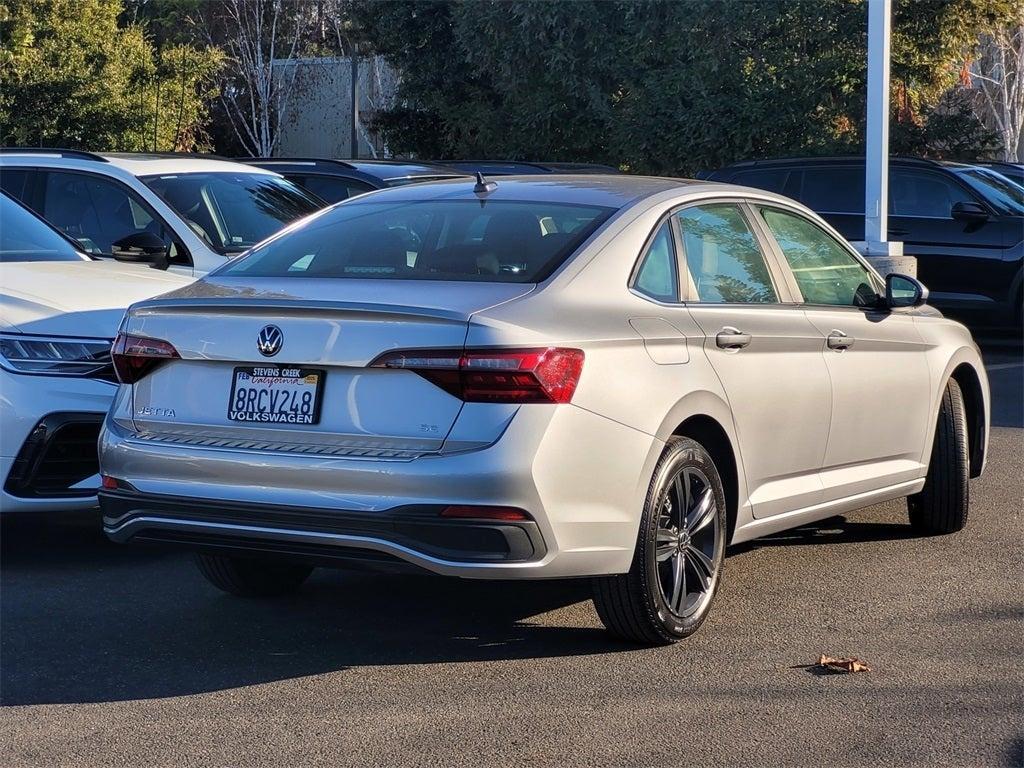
[
  {"x1": 370, "y1": 347, "x2": 584, "y2": 404},
  {"x1": 111, "y1": 332, "x2": 180, "y2": 384}
]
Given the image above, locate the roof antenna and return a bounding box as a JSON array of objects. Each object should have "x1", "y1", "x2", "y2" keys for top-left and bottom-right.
[{"x1": 473, "y1": 171, "x2": 497, "y2": 196}]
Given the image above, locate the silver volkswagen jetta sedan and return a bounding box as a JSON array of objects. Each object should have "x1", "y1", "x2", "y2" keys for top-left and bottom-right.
[{"x1": 99, "y1": 175, "x2": 989, "y2": 644}]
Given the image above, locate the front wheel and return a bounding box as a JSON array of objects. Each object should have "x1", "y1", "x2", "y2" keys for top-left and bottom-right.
[
  {"x1": 592, "y1": 437, "x2": 727, "y2": 644},
  {"x1": 907, "y1": 378, "x2": 970, "y2": 535}
]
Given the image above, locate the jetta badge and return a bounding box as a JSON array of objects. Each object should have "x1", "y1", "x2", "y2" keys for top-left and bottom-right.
[{"x1": 256, "y1": 325, "x2": 283, "y2": 357}]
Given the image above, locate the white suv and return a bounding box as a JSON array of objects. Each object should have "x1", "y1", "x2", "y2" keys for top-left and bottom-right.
[{"x1": 0, "y1": 149, "x2": 323, "y2": 276}]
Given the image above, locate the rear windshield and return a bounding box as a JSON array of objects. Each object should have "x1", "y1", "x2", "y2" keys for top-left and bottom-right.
[
  {"x1": 217, "y1": 199, "x2": 616, "y2": 282},
  {"x1": 142, "y1": 172, "x2": 324, "y2": 255},
  {"x1": 0, "y1": 194, "x2": 88, "y2": 263}
]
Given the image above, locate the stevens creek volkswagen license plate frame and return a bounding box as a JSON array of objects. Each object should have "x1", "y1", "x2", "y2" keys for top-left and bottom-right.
[{"x1": 227, "y1": 366, "x2": 326, "y2": 425}]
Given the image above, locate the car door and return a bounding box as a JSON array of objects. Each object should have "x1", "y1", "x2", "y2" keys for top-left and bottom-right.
[
  {"x1": 753, "y1": 203, "x2": 933, "y2": 501},
  {"x1": 35, "y1": 169, "x2": 192, "y2": 273},
  {"x1": 888, "y1": 168, "x2": 1007, "y2": 311},
  {"x1": 676, "y1": 201, "x2": 833, "y2": 519}
]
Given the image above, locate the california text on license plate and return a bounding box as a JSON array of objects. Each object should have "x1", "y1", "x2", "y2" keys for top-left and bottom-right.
[{"x1": 227, "y1": 366, "x2": 325, "y2": 425}]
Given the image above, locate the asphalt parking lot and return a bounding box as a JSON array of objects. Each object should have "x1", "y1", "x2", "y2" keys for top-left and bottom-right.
[{"x1": 2, "y1": 352, "x2": 1021, "y2": 768}]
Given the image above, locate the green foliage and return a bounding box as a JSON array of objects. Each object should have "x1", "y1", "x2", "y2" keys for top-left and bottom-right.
[
  {"x1": 358, "y1": 0, "x2": 1017, "y2": 172},
  {"x1": 0, "y1": 0, "x2": 222, "y2": 151}
]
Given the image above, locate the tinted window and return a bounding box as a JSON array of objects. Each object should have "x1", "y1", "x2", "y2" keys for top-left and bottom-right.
[
  {"x1": 761, "y1": 207, "x2": 881, "y2": 306},
  {"x1": 219, "y1": 199, "x2": 615, "y2": 282},
  {"x1": 633, "y1": 221, "x2": 677, "y2": 302},
  {"x1": 0, "y1": 168, "x2": 30, "y2": 200},
  {"x1": 41, "y1": 171, "x2": 185, "y2": 263},
  {"x1": 292, "y1": 174, "x2": 375, "y2": 204},
  {"x1": 799, "y1": 167, "x2": 865, "y2": 213},
  {"x1": 676, "y1": 204, "x2": 777, "y2": 303},
  {"x1": 0, "y1": 194, "x2": 88, "y2": 262},
  {"x1": 953, "y1": 168, "x2": 1024, "y2": 215},
  {"x1": 889, "y1": 170, "x2": 973, "y2": 217},
  {"x1": 143, "y1": 172, "x2": 323, "y2": 254},
  {"x1": 731, "y1": 169, "x2": 789, "y2": 193}
]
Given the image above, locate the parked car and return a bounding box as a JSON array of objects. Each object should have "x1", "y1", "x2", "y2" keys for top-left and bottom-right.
[
  {"x1": 241, "y1": 158, "x2": 470, "y2": 204},
  {"x1": 981, "y1": 161, "x2": 1024, "y2": 186},
  {"x1": 441, "y1": 160, "x2": 620, "y2": 176},
  {"x1": 0, "y1": 149, "x2": 324, "y2": 276},
  {"x1": 702, "y1": 156, "x2": 1024, "y2": 330},
  {"x1": 99, "y1": 175, "x2": 988, "y2": 644},
  {"x1": 0, "y1": 191, "x2": 190, "y2": 513}
]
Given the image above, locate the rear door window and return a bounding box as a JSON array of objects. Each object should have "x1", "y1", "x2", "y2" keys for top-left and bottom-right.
[
  {"x1": 799, "y1": 167, "x2": 864, "y2": 214},
  {"x1": 676, "y1": 204, "x2": 777, "y2": 303}
]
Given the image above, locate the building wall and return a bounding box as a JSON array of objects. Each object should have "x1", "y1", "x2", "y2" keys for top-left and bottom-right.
[{"x1": 272, "y1": 56, "x2": 398, "y2": 158}]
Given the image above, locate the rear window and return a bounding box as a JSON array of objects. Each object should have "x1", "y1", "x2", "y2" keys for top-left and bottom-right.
[{"x1": 218, "y1": 199, "x2": 616, "y2": 282}]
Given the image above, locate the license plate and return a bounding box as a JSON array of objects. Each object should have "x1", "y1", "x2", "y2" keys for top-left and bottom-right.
[{"x1": 227, "y1": 366, "x2": 325, "y2": 425}]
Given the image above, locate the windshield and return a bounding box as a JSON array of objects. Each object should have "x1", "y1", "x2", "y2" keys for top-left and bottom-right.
[
  {"x1": 217, "y1": 199, "x2": 616, "y2": 282},
  {"x1": 141, "y1": 172, "x2": 324, "y2": 254},
  {"x1": 955, "y1": 167, "x2": 1024, "y2": 215},
  {"x1": 0, "y1": 194, "x2": 88, "y2": 263}
]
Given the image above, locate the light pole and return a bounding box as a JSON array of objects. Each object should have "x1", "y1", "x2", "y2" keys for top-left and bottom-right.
[{"x1": 854, "y1": 0, "x2": 913, "y2": 275}]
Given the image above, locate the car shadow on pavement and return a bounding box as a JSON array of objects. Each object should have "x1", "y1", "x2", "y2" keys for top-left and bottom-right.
[
  {"x1": 731, "y1": 515, "x2": 921, "y2": 551},
  {"x1": 1, "y1": 515, "x2": 629, "y2": 706}
]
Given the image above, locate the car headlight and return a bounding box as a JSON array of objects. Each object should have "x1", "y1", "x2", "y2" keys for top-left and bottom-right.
[{"x1": 0, "y1": 333, "x2": 115, "y2": 379}]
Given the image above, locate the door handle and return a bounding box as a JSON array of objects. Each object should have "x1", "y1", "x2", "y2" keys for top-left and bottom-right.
[
  {"x1": 888, "y1": 228, "x2": 909, "y2": 236},
  {"x1": 716, "y1": 327, "x2": 752, "y2": 350},
  {"x1": 827, "y1": 330, "x2": 855, "y2": 350}
]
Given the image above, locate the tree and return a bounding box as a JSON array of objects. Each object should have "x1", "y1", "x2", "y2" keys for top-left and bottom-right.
[
  {"x1": 357, "y1": 0, "x2": 1020, "y2": 172},
  {"x1": 0, "y1": 0, "x2": 222, "y2": 151},
  {"x1": 194, "y1": 0, "x2": 305, "y2": 157},
  {"x1": 968, "y1": 22, "x2": 1024, "y2": 160}
]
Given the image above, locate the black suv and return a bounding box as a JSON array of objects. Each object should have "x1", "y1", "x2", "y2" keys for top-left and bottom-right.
[
  {"x1": 703, "y1": 157, "x2": 1024, "y2": 330},
  {"x1": 241, "y1": 158, "x2": 468, "y2": 204}
]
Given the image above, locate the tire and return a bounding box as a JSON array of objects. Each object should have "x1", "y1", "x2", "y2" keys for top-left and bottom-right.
[
  {"x1": 194, "y1": 552, "x2": 313, "y2": 597},
  {"x1": 907, "y1": 378, "x2": 970, "y2": 535},
  {"x1": 592, "y1": 436, "x2": 727, "y2": 645}
]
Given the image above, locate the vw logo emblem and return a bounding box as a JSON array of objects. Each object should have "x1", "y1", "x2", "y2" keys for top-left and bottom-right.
[{"x1": 256, "y1": 325, "x2": 283, "y2": 357}]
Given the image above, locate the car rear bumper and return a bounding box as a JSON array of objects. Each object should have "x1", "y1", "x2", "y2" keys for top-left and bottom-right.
[
  {"x1": 101, "y1": 489, "x2": 547, "y2": 575},
  {"x1": 99, "y1": 404, "x2": 662, "y2": 578}
]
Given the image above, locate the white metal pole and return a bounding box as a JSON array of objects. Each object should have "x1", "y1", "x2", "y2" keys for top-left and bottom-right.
[{"x1": 864, "y1": 0, "x2": 891, "y2": 245}]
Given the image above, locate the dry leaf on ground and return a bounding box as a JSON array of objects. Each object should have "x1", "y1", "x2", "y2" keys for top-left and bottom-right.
[{"x1": 816, "y1": 654, "x2": 871, "y2": 673}]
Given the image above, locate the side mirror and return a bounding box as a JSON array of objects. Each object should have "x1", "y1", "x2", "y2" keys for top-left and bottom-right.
[
  {"x1": 885, "y1": 273, "x2": 928, "y2": 308},
  {"x1": 111, "y1": 232, "x2": 169, "y2": 270},
  {"x1": 951, "y1": 201, "x2": 988, "y2": 223}
]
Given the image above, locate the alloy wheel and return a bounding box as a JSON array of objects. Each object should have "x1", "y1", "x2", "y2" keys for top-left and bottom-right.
[{"x1": 654, "y1": 465, "x2": 721, "y2": 618}]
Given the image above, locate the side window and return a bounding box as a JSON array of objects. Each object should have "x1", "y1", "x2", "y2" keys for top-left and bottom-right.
[
  {"x1": 799, "y1": 167, "x2": 865, "y2": 214},
  {"x1": 676, "y1": 204, "x2": 777, "y2": 304},
  {"x1": 632, "y1": 221, "x2": 677, "y2": 302},
  {"x1": 760, "y1": 207, "x2": 881, "y2": 307},
  {"x1": 0, "y1": 168, "x2": 31, "y2": 201},
  {"x1": 889, "y1": 170, "x2": 973, "y2": 218},
  {"x1": 41, "y1": 171, "x2": 188, "y2": 264},
  {"x1": 291, "y1": 174, "x2": 374, "y2": 204},
  {"x1": 731, "y1": 169, "x2": 789, "y2": 193}
]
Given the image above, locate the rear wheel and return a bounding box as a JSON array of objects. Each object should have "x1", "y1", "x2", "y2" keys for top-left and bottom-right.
[
  {"x1": 194, "y1": 553, "x2": 313, "y2": 597},
  {"x1": 907, "y1": 378, "x2": 970, "y2": 535},
  {"x1": 592, "y1": 437, "x2": 727, "y2": 645}
]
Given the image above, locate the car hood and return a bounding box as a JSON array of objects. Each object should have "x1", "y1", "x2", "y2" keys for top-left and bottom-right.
[{"x1": 0, "y1": 260, "x2": 192, "y2": 337}]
